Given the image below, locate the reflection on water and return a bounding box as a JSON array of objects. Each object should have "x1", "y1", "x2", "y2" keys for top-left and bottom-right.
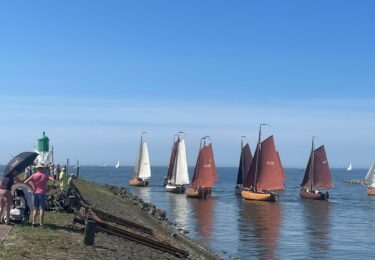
[
  {"x1": 136, "y1": 186, "x2": 151, "y2": 202},
  {"x1": 239, "y1": 200, "x2": 283, "y2": 260},
  {"x1": 167, "y1": 193, "x2": 190, "y2": 227},
  {"x1": 190, "y1": 197, "x2": 217, "y2": 245},
  {"x1": 302, "y1": 201, "x2": 331, "y2": 257}
]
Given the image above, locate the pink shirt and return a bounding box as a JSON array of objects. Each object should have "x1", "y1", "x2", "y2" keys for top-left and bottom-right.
[{"x1": 28, "y1": 171, "x2": 51, "y2": 194}]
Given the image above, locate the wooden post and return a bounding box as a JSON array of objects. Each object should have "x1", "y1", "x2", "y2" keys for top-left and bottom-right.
[{"x1": 83, "y1": 220, "x2": 96, "y2": 246}]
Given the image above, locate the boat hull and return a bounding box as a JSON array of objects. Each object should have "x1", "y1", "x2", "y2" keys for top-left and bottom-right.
[
  {"x1": 234, "y1": 185, "x2": 243, "y2": 195},
  {"x1": 165, "y1": 184, "x2": 186, "y2": 194},
  {"x1": 241, "y1": 190, "x2": 279, "y2": 202},
  {"x1": 299, "y1": 190, "x2": 329, "y2": 200},
  {"x1": 186, "y1": 187, "x2": 211, "y2": 199},
  {"x1": 368, "y1": 187, "x2": 375, "y2": 196},
  {"x1": 129, "y1": 178, "x2": 149, "y2": 187}
]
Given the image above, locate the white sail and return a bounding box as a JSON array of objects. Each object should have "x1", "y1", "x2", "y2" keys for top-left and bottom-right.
[
  {"x1": 173, "y1": 139, "x2": 190, "y2": 185},
  {"x1": 115, "y1": 160, "x2": 120, "y2": 168},
  {"x1": 138, "y1": 142, "x2": 151, "y2": 179},
  {"x1": 347, "y1": 162, "x2": 352, "y2": 171},
  {"x1": 365, "y1": 160, "x2": 375, "y2": 187}
]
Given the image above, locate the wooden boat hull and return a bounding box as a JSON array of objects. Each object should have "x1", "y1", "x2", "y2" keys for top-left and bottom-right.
[
  {"x1": 186, "y1": 187, "x2": 211, "y2": 199},
  {"x1": 241, "y1": 190, "x2": 279, "y2": 202},
  {"x1": 299, "y1": 190, "x2": 329, "y2": 200},
  {"x1": 129, "y1": 178, "x2": 149, "y2": 187},
  {"x1": 368, "y1": 187, "x2": 375, "y2": 196},
  {"x1": 234, "y1": 185, "x2": 243, "y2": 195},
  {"x1": 165, "y1": 184, "x2": 186, "y2": 194}
]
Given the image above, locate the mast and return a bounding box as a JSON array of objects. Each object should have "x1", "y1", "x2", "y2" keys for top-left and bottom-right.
[{"x1": 310, "y1": 136, "x2": 316, "y2": 191}]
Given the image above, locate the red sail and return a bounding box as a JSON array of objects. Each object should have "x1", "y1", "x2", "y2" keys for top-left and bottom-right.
[
  {"x1": 166, "y1": 138, "x2": 179, "y2": 180},
  {"x1": 257, "y1": 136, "x2": 285, "y2": 191},
  {"x1": 191, "y1": 144, "x2": 217, "y2": 188},
  {"x1": 276, "y1": 151, "x2": 286, "y2": 181},
  {"x1": 312, "y1": 145, "x2": 333, "y2": 189}
]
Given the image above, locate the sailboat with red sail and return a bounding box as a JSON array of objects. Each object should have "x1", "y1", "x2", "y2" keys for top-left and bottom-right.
[
  {"x1": 235, "y1": 136, "x2": 252, "y2": 195},
  {"x1": 186, "y1": 136, "x2": 218, "y2": 199},
  {"x1": 242, "y1": 124, "x2": 285, "y2": 202},
  {"x1": 300, "y1": 137, "x2": 333, "y2": 200}
]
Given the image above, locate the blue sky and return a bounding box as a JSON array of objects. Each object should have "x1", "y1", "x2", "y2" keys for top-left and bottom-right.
[{"x1": 0, "y1": 1, "x2": 374, "y2": 168}]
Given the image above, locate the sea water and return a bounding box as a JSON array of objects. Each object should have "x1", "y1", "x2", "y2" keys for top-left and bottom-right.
[
  {"x1": 5, "y1": 165, "x2": 374, "y2": 259},
  {"x1": 76, "y1": 166, "x2": 375, "y2": 260}
]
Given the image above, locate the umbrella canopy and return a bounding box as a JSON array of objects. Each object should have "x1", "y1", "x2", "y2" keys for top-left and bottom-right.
[{"x1": 3, "y1": 152, "x2": 39, "y2": 177}]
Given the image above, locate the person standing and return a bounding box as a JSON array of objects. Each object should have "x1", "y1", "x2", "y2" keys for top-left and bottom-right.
[
  {"x1": 24, "y1": 163, "x2": 54, "y2": 227},
  {"x1": 59, "y1": 167, "x2": 68, "y2": 192},
  {"x1": 0, "y1": 170, "x2": 24, "y2": 225}
]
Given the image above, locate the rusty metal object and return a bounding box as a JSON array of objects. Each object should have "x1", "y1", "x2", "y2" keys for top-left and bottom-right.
[
  {"x1": 88, "y1": 207, "x2": 154, "y2": 235},
  {"x1": 73, "y1": 218, "x2": 188, "y2": 258}
]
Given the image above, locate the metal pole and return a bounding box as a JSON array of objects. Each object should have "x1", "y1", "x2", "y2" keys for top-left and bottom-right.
[{"x1": 67, "y1": 158, "x2": 69, "y2": 175}]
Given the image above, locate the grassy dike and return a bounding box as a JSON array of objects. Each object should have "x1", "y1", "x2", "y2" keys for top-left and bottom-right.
[{"x1": 0, "y1": 179, "x2": 220, "y2": 260}]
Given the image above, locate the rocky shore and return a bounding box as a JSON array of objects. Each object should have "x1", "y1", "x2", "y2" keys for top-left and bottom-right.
[{"x1": 0, "y1": 179, "x2": 220, "y2": 260}]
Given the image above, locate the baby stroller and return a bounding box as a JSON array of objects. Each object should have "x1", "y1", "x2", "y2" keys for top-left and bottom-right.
[{"x1": 9, "y1": 187, "x2": 31, "y2": 224}]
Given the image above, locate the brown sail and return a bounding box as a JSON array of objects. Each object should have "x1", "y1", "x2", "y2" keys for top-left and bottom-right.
[
  {"x1": 243, "y1": 144, "x2": 259, "y2": 189},
  {"x1": 243, "y1": 136, "x2": 284, "y2": 191},
  {"x1": 276, "y1": 152, "x2": 286, "y2": 181},
  {"x1": 166, "y1": 138, "x2": 179, "y2": 180},
  {"x1": 301, "y1": 145, "x2": 333, "y2": 190},
  {"x1": 191, "y1": 144, "x2": 217, "y2": 189},
  {"x1": 236, "y1": 144, "x2": 253, "y2": 185},
  {"x1": 257, "y1": 136, "x2": 285, "y2": 191}
]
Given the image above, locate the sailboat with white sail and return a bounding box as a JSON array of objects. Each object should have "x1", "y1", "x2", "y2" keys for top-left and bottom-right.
[
  {"x1": 365, "y1": 160, "x2": 375, "y2": 196},
  {"x1": 347, "y1": 162, "x2": 352, "y2": 171},
  {"x1": 165, "y1": 133, "x2": 190, "y2": 193},
  {"x1": 129, "y1": 133, "x2": 151, "y2": 187},
  {"x1": 115, "y1": 160, "x2": 120, "y2": 168}
]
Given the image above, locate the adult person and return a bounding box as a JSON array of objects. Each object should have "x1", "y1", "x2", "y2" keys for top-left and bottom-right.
[
  {"x1": 24, "y1": 163, "x2": 54, "y2": 227},
  {"x1": 0, "y1": 170, "x2": 25, "y2": 225},
  {"x1": 59, "y1": 167, "x2": 68, "y2": 192}
]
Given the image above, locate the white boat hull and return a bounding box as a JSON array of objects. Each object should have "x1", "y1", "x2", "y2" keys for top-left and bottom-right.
[{"x1": 165, "y1": 184, "x2": 186, "y2": 194}]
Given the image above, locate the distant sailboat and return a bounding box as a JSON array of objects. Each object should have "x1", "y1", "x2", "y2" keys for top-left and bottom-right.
[
  {"x1": 234, "y1": 136, "x2": 252, "y2": 195},
  {"x1": 365, "y1": 160, "x2": 375, "y2": 196},
  {"x1": 130, "y1": 133, "x2": 151, "y2": 187},
  {"x1": 186, "y1": 136, "x2": 218, "y2": 199},
  {"x1": 115, "y1": 160, "x2": 120, "y2": 168},
  {"x1": 165, "y1": 134, "x2": 190, "y2": 193},
  {"x1": 242, "y1": 124, "x2": 285, "y2": 202},
  {"x1": 347, "y1": 162, "x2": 352, "y2": 171},
  {"x1": 299, "y1": 137, "x2": 333, "y2": 200}
]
